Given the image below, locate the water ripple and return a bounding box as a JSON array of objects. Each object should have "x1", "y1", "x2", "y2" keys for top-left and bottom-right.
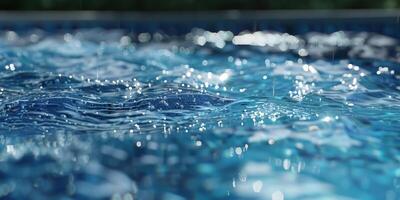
[{"x1": 0, "y1": 29, "x2": 398, "y2": 200}]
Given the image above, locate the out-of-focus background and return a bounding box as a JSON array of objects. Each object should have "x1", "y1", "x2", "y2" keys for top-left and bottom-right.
[{"x1": 0, "y1": 0, "x2": 398, "y2": 10}]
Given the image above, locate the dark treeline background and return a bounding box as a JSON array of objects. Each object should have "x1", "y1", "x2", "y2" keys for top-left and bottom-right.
[{"x1": 0, "y1": 0, "x2": 398, "y2": 10}]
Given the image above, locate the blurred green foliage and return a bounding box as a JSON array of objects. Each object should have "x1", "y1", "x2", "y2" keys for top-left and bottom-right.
[{"x1": 0, "y1": 0, "x2": 398, "y2": 10}]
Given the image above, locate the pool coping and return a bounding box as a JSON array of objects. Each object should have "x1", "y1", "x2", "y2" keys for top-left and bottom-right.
[{"x1": 0, "y1": 10, "x2": 399, "y2": 22}]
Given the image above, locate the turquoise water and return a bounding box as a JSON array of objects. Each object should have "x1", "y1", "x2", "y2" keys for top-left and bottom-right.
[{"x1": 0, "y1": 29, "x2": 399, "y2": 199}]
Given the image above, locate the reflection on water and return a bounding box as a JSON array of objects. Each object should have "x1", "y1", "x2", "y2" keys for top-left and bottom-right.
[{"x1": 0, "y1": 28, "x2": 399, "y2": 199}]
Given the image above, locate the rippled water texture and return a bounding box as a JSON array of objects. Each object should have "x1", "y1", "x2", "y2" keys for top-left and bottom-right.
[{"x1": 0, "y1": 29, "x2": 399, "y2": 199}]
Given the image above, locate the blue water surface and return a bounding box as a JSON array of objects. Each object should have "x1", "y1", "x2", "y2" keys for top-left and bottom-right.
[{"x1": 0, "y1": 29, "x2": 399, "y2": 200}]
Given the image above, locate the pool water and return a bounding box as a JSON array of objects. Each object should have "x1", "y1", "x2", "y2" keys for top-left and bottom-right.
[{"x1": 0, "y1": 28, "x2": 399, "y2": 200}]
